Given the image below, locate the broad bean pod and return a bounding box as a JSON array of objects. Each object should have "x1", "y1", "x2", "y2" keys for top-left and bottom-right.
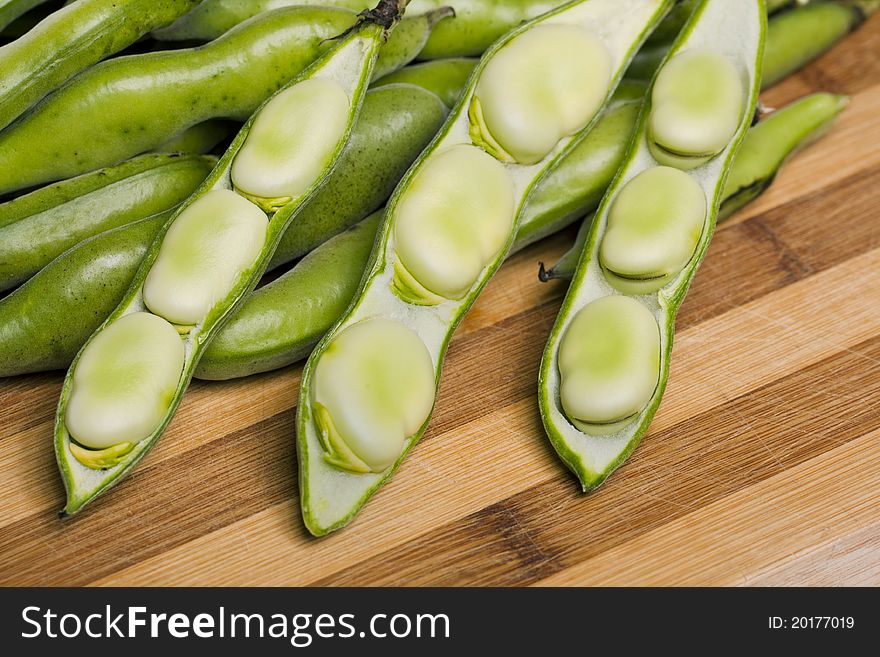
[
  {"x1": 0, "y1": 0, "x2": 202, "y2": 131},
  {"x1": 53, "y1": 3, "x2": 408, "y2": 515},
  {"x1": 0, "y1": 5, "x2": 441, "y2": 194},
  {"x1": 539, "y1": 0, "x2": 765, "y2": 490}
]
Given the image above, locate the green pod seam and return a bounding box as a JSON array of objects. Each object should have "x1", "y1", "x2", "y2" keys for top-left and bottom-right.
[
  {"x1": 155, "y1": 0, "x2": 563, "y2": 58},
  {"x1": 0, "y1": 83, "x2": 446, "y2": 379},
  {"x1": 542, "y1": 91, "x2": 849, "y2": 281},
  {"x1": 0, "y1": 5, "x2": 434, "y2": 194},
  {"x1": 0, "y1": 154, "x2": 215, "y2": 292},
  {"x1": 54, "y1": 9, "x2": 396, "y2": 516},
  {"x1": 0, "y1": 0, "x2": 201, "y2": 131},
  {"x1": 0, "y1": 0, "x2": 51, "y2": 31},
  {"x1": 538, "y1": 0, "x2": 765, "y2": 491},
  {"x1": 297, "y1": 0, "x2": 675, "y2": 536},
  {"x1": 372, "y1": 57, "x2": 478, "y2": 108}
]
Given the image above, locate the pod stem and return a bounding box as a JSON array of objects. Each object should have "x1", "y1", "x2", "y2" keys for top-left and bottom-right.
[{"x1": 361, "y1": 0, "x2": 411, "y2": 29}]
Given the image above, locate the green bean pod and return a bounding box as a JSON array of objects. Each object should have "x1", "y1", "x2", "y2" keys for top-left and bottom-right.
[
  {"x1": 763, "y1": 1, "x2": 877, "y2": 87},
  {"x1": 541, "y1": 91, "x2": 849, "y2": 281},
  {"x1": 539, "y1": 0, "x2": 765, "y2": 490},
  {"x1": 0, "y1": 154, "x2": 215, "y2": 292},
  {"x1": 0, "y1": 0, "x2": 202, "y2": 131},
  {"x1": 0, "y1": 83, "x2": 446, "y2": 379},
  {"x1": 0, "y1": 5, "x2": 438, "y2": 194},
  {"x1": 54, "y1": 5, "x2": 402, "y2": 516},
  {"x1": 372, "y1": 57, "x2": 477, "y2": 107},
  {"x1": 0, "y1": 0, "x2": 51, "y2": 31},
  {"x1": 297, "y1": 0, "x2": 675, "y2": 536},
  {"x1": 155, "y1": 0, "x2": 563, "y2": 58}
]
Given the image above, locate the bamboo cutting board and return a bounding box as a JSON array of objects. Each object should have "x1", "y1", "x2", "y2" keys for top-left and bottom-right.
[{"x1": 1, "y1": 16, "x2": 879, "y2": 587}]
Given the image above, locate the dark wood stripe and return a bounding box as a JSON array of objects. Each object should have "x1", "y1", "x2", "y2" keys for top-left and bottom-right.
[
  {"x1": 0, "y1": 409, "x2": 299, "y2": 586},
  {"x1": 318, "y1": 332, "x2": 880, "y2": 585}
]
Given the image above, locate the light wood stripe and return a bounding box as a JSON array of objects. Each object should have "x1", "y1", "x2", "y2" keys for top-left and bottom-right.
[{"x1": 534, "y1": 429, "x2": 880, "y2": 586}]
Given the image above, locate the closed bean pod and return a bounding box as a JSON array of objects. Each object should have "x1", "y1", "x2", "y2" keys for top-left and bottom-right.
[
  {"x1": 297, "y1": 0, "x2": 674, "y2": 536},
  {"x1": 54, "y1": 5, "x2": 402, "y2": 516},
  {"x1": 156, "y1": 0, "x2": 562, "y2": 59},
  {"x1": 539, "y1": 0, "x2": 765, "y2": 491},
  {"x1": 762, "y1": 0, "x2": 877, "y2": 88},
  {"x1": 0, "y1": 5, "x2": 435, "y2": 194},
  {"x1": 0, "y1": 0, "x2": 201, "y2": 131},
  {"x1": 0, "y1": 154, "x2": 215, "y2": 292},
  {"x1": 0, "y1": 0, "x2": 51, "y2": 31}
]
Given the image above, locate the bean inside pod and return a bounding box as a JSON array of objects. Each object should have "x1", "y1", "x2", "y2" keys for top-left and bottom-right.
[{"x1": 648, "y1": 48, "x2": 744, "y2": 169}]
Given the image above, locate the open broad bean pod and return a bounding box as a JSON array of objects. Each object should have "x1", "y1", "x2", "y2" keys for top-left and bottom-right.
[
  {"x1": 539, "y1": 0, "x2": 766, "y2": 490},
  {"x1": 53, "y1": 0, "x2": 409, "y2": 516},
  {"x1": 296, "y1": 0, "x2": 676, "y2": 536}
]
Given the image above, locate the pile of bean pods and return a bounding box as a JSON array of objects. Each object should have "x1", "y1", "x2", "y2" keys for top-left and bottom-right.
[{"x1": 0, "y1": 0, "x2": 872, "y2": 533}]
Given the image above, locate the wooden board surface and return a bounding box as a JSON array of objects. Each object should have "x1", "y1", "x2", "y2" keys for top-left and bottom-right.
[{"x1": 2, "y1": 15, "x2": 880, "y2": 587}]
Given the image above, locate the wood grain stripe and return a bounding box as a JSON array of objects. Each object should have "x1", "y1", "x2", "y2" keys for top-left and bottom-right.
[{"x1": 534, "y1": 428, "x2": 880, "y2": 586}]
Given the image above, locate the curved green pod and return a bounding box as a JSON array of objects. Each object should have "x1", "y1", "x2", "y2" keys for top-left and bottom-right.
[
  {"x1": 0, "y1": 154, "x2": 215, "y2": 293},
  {"x1": 297, "y1": 0, "x2": 674, "y2": 536},
  {"x1": 372, "y1": 57, "x2": 477, "y2": 107},
  {"x1": 0, "y1": 0, "x2": 51, "y2": 31},
  {"x1": 541, "y1": 90, "x2": 849, "y2": 281},
  {"x1": 539, "y1": 0, "x2": 765, "y2": 491},
  {"x1": 0, "y1": 0, "x2": 201, "y2": 132},
  {"x1": 0, "y1": 5, "x2": 436, "y2": 195},
  {"x1": 516, "y1": 80, "x2": 646, "y2": 249},
  {"x1": 54, "y1": 7, "x2": 400, "y2": 516},
  {"x1": 762, "y1": 1, "x2": 876, "y2": 88},
  {"x1": 155, "y1": 0, "x2": 562, "y2": 58}
]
